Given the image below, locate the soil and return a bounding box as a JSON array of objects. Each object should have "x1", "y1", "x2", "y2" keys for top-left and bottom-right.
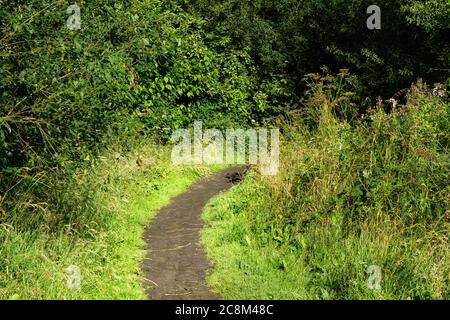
[{"x1": 141, "y1": 166, "x2": 247, "y2": 300}]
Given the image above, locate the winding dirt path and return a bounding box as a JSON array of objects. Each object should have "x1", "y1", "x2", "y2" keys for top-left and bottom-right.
[{"x1": 141, "y1": 166, "x2": 247, "y2": 300}]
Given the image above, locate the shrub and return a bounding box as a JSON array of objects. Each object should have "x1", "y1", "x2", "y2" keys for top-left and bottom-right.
[
  {"x1": 202, "y1": 73, "x2": 449, "y2": 299},
  {"x1": 0, "y1": 0, "x2": 259, "y2": 229}
]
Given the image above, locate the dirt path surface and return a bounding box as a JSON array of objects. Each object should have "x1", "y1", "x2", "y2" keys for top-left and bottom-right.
[{"x1": 142, "y1": 166, "x2": 247, "y2": 300}]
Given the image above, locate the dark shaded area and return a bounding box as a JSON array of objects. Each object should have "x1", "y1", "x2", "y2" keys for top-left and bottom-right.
[{"x1": 190, "y1": 0, "x2": 450, "y2": 102}]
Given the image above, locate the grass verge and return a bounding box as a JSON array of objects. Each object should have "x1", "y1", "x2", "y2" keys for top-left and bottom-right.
[
  {"x1": 202, "y1": 174, "x2": 311, "y2": 299},
  {"x1": 0, "y1": 142, "x2": 215, "y2": 300}
]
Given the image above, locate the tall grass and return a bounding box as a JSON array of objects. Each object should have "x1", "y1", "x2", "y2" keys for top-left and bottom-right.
[
  {"x1": 202, "y1": 74, "x2": 449, "y2": 299},
  {"x1": 0, "y1": 135, "x2": 213, "y2": 299}
]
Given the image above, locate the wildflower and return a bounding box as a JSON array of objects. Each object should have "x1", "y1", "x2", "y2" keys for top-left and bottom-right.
[
  {"x1": 432, "y1": 85, "x2": 444, "y2": 97},
  {"x1": 389, "y1": 98, "x2": 397, "y2": 109}
]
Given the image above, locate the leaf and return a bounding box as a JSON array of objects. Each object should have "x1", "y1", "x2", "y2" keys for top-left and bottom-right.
[{"x1": 2, "y1": 122, "x2": 12, "y2": 134}]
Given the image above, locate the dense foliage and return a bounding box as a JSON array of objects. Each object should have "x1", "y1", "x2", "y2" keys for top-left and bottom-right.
[
  {"x1": 0, "y1": 0, "x2": 448, "y2": 300},
  {"x1": 191, "y1": 0, "x2": 450, "y2": 102},
  {"x1": 203, "y1": 77, "x2": 449, "y2": 299},
  {"x1": 0, "y1": 0, "x2": 262, "y2": 225}
]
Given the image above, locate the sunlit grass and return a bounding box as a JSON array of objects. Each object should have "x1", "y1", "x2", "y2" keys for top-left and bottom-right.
[
  {"x1": 201, "y1": 78, "x2": 449, "y2": 300},
  {"x1": 0, "y1": 142, "x2": 214, "y2": 300}
]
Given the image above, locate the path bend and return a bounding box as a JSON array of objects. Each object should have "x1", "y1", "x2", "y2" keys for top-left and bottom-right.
[{"x1": 141, "y1": 166, "x2": 247, "y2": 300}]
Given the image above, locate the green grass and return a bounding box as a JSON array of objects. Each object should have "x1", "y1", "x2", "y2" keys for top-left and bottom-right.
[
  {"x1": 202, "y1": 160, "x2": 449, "y2": 300},
  {"x1": 202, "y1": 176, "x2": 311, "y2": 299},
  {"x1": 1, "y1": 76, "x2": 447, "y2": 300},
  {"x1": 0, "y1": 143, "x2": 218, "y2": 300},
  {"x1": 201, "y1": 78, "x2": 449, "y2": 300}
]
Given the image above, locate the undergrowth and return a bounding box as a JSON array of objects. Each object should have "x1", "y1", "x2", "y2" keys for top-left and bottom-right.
[
  {"x1": 202, "y1": 74, "x2": 449, "y2": 300},
  {"x1": 0, "y1": 136, "x2": 213, "y2": 299}
]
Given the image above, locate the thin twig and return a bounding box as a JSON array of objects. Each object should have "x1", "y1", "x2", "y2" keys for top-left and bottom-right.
[{"x1": 142, "y1": 277, "x2": 159, "y2": 287}]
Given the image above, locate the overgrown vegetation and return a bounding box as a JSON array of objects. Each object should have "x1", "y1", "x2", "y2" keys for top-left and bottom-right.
[
  {"x1": 0, "y1": 0, "x2": 449, "y2": 300},
  {"x1": 0, "y1": 0, "x2": 247, "y2": 299},
  {"x1": 202, "y1": 75, "x2": 449, "y2": 299},
  {"x1": 0, "y1": 138, "x2": 216, "y2": 299},
  {"x1": 191, "y1": 0, "x2": 450, "y2": 101}
]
